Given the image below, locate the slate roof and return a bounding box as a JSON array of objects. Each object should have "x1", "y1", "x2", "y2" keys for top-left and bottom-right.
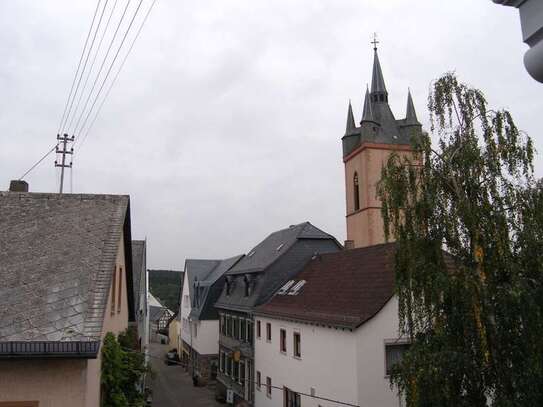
[
  {"x1": 0, "y1": 192, "x2": 133, "y2": 348},
  {"x1": 149, "y1": 306, "x2": 166, "y2": 322},
  {"x1": 132, "y1": 240, "x2": 146, "y2": 313},
  {"x1": 215, "y1": 222, "x2": 342, "y2": 313},
  {"x1": 187, "y1": 255, "x2": 244, "y2": 321},
  {"x1": 255, "y1": 243, "x2": 397, "y2": 329},
  {"x1": 342, "y1": 48, "x2": 423, "y2": 158}
]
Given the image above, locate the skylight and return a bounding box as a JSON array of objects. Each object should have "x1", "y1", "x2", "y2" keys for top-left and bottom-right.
[
  {"x1": 248, "y1": 251, "x2": 255, "y2": 257},
  {"x1": 276, "y1": 243, "x2": 284, "y2": 251},
  {"x1": 277, "y1": 280, "x2": 295, "y2": 295},
  {"x1": 287, "y1": 280, "x2": 306, "y2": 296}
]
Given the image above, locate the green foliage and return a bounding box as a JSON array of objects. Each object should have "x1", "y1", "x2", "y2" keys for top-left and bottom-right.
[
  {"x1": 148, "y1": 270, "x2": 183, "y2": 311},
  {"x1": 378, "y1": 72, "x2": 543, "y2": 406},
  {"x1": 101, "y1": 330, "x2": 149, "y2": 407}
]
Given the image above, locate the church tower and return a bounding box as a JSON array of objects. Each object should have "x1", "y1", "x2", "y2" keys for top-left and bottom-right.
[{"x1": 342, "y1": 44, "x2": 422, "y2": 248}]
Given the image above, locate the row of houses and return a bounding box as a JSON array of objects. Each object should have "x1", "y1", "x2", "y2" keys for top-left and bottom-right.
[{"x1": 167, "y1": 47, "x2": 423, "y2": 407}]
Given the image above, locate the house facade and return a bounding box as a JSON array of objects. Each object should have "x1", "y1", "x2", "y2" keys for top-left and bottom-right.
[
  {"x1": 0, "y1": 187, "x2": 134, "y2": 407},
  {"x1": 254, "y1": 244, "x2": 405, "y2": 407},
  {"x1": 179, "y1": 256, "x2": 243, "y2": 384},
  {"x1": 132, "y1": 240, "x2": 149, "y2": 352},
  {"x1": 214, "y1": 222, "x2": 342, "y2": 406}
]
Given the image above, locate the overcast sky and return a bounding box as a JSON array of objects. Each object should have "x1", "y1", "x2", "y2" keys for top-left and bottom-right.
[{"x1": 0, "y1": 0, "x2": 540, "y2": 269}]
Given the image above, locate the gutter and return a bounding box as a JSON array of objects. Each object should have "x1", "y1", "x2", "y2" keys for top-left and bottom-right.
[{"x1": 0, "y1": 341, "x2": 100, "y2": 359}]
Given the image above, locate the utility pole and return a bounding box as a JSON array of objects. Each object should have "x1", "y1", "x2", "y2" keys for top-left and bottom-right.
[{"x1": 54, "y1": 134, "x2": 75, "y2": 194}]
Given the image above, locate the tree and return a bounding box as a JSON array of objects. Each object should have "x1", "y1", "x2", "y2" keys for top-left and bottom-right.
[
  {"x1": 101, "y1": 330, "x2": 149, "y2": 407},
  {"x1": 378, "y1": 72, "x2": 543, "y2": 407}
]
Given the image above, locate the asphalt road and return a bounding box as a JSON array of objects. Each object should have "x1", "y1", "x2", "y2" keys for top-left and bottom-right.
[{"x1": 148, "y1": 342, "x2": 223, "y2": 407}]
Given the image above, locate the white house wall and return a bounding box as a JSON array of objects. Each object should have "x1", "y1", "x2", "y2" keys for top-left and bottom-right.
[
  {"x1": 192, "y1": 320, "x2": 220, "y2": 356},
  {"x1": 355, "y1": 296, "x2": 403, "y2": 407},
  {"x1": 180, "y1": 272, "x2": 192, "y2": 346},
  {"x1": 254, "y1": 316, "x2": 359, "y2": 407}
]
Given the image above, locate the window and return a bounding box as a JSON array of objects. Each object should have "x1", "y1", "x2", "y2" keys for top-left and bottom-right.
[
  {"x1": 117, "y1": 267, "x2": 122, "y2": 312},
  {"x1": 227, "y1": 356, "x2": 232, "y2": 376},
  {"x1": 285, "y1": 388, "x2": 301, "y2": 407},
  {"x1": 240, "y1": 319, "x2": 246, "y2": 342},
  {"x1": 184, "y1": 295, "x2": 189, "y2": 307},
  {"x1": 277, "y1": 280, "x2": 295, "y2": 295},
  {"x1": 193, "y1": 322, "x2": 198, "y2": 337},
  {"x1": 220, "y1": 314, "x2": 224, "y2": 335},
  {"x1": 226, "y1": 278, "x2": 231, "y2": 296},
  {"x1": 385, "y1": 343, "x2": 410, "y2": 376},
  {"x1": 219, "y1": 351, "x2": 225, "y2": 372},
  {"x1": 266, "y1": 322, "x2": 272, "y2": 342},
  {"x1": 111, "y1": 268, "x2": 117, "y2": 315},
  {"x1": 288, "y1": 280, "x2": 306, "y2": 296},
  {"x1": 256, "y1": 320, "x2": 261, "y2": 339},
  {"x1": 280, "y1": 329, "x2": 286, "y2": 353},
  {"x1": 266, "y1": 376, "x2": 272, "y2": 398},
  {"x1": 247, "y1": 321, "x2": 253, "y2": 344},
  {"x1": 239, "y1": 360, "x2": 245, "y2": 385},
  {"x1": 353, "y1": 172, "x2": 360, "y2": 211},
  {"x1": 256, "y1": 371, "x2": 261, "y2": 390},
  {"x1": 233, "y1": 317, "x2": 239, "y2": 340},
  {"x1": 233, "y1": 360, "x2": 239, "y2": 381},
  {"x1": 226, "y1": 316, "x2": 231, "y2": 337},
  {"x1": 293, "y1": 332, "x2": 301, "y2": 358},
  {"x1": 244, "y1": 275, "x2": 250, "y2": 297}
]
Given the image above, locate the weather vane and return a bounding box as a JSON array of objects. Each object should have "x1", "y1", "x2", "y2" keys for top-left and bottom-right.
[{"x1": 371, "y1": 32, "x2": 379, "y2": 51}]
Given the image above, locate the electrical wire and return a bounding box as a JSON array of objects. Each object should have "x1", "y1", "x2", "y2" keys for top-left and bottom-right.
[
  {"x1": 19, "y1": 144, "x2": 58, "y2": 180},
  {"x1": 123, "y1": 347, "x2": 362, "y2": 407},
  {"x1": 59, "y1": 0, "x2": 110, "y2": 136},
  {"x1": 78, "y1": 0, "x2": 157, "y2": 149},
  {"x1": 66, "y1": 0, "x2": 120, "y2": 135},
  {"x1": 56, "y1": 0, "x2": 102, "y2": 135},
  {"x1": 74, "y1": 0, "x2": 144, "y2": 139},
  {"x1": 71, "y1": 0, "x2": 134, "y2": 137}
]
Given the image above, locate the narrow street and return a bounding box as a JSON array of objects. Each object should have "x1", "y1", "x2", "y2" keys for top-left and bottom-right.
[{"x1": 148, "y1": 343, "x2": 223, "y2": 407}]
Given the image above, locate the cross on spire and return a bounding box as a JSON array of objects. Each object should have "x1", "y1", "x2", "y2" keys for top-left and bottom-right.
[{"x1": 371, "y1": 32, "x2": 379, "y2": 51}]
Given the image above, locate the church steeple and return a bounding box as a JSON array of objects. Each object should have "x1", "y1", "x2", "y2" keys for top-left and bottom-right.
[
  {"x1": 405, "y1": 88, "x2": 420, "y2": 125},
  {"x1": 361, "y1": 86, "x2": 377, "y2": 124},
  {"x1": 370, "y1": 47, "x2": 388, "y2": 103},
  {"x1": 345, "y1": 100, "x2": 356, "y2": 133}
]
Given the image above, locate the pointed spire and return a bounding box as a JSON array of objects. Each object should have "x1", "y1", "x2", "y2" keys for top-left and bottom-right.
[
  {"x1": 405, "y1": 88, "x2": 420, "y2": 125},
  {"x1": 345, "y1": 100, "x2": 356, "y2": 133},
  {"x1": 370, "y1": 48, "x2": 387, "y2": 96},
  {"x1": 361, "y1": 86, "x2": 376, "y2": 124}
]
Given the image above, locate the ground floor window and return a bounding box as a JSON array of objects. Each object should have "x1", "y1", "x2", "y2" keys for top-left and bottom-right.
[
  {"x1": 284, "y1": 387, "x2": 301, "y2": 407},
  {"x1": 266, "y1": 376, "x2": 272, "y2": 398},
  {"x1": 233, "y1": 360, "x2": 240, "y2": 381},
  {"x1": 385, "y1": 342, "x2": 410, "y2": 376},
  {"x1": 239, "y1": 360, "x2": 246, "y2": 385}
]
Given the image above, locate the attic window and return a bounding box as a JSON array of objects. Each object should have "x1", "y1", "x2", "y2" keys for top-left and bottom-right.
[
  {"x1": 226, "y1": 279, "x2": 231, "y2": 296},
  {"x1": 244, "y1": 275, "x2": 251, "y2": 297},
  {"x1": 287, "y1": 280, "x2": 306, "y2": 296},
  {"x1": 277, "y1": 280, "x2": 295, "y2": 295},
  {"x1": 276, "y1": 243, "x2": 284, "y2": 251}
]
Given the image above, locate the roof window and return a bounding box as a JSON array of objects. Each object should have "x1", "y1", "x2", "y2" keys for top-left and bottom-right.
[
  {"x1": 277, "y1": 280, "x2": 295, "y2": 295},
  {"x1": 287, "y1": 280, "x2": 306, "y2": 296},
  {"x1": 248, "y1": 250, "x2": 255, "y2": 257},
  {"x1": 276, "y1": 243, "x2": 284, "y2": 251}
]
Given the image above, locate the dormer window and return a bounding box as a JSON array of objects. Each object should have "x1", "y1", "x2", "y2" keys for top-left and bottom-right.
[
  {"x1": 353, "y1": 172, "x2": 360, "y2": 211},
  {"x1": 226, "y1": 277, "x2": 232, "y2": 296},
  {"x1": 244, "y1": 275, "x2": 251, "y2": 297}
]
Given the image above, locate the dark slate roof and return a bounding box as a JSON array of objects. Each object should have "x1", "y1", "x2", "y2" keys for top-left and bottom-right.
[
  {"x1": 342, "y1": 49, "x2": 423, "y2": 158},
  {"x1": 131, "y1": 240, "x2": 146, "y2": 313},
  {"x1": 215, "y1": 222, "x2": 342, "y2": 313},
  {"x1": 255, "y1": 243, "x2": 397, "y2": 329},
  {"x1": 0, "y1": 192, "x2": 133, "y2": 344},
  {"x1": 227, "y1": 222, "x2": 336, "y2": 275},
  {"x1": 188, "y1": 255, "x2": 244, "y2": 321}
]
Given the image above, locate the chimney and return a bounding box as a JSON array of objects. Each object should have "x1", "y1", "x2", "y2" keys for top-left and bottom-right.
[
  {"x1": 344, "y1": 240, "x2": 355, "y2": 250},
  {"x1": 9, "y1": 180, "x2": 29, "y2": 192}
]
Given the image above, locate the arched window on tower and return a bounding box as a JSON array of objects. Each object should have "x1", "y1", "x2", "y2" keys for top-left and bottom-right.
[{"x1": 354, "y1": 172, "x2": 360, "y2": 211}]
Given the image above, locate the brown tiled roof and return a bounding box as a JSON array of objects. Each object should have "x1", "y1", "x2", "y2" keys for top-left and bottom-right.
[{"x1": 255, "y1": 243, "x2": 396, "y2": 329}]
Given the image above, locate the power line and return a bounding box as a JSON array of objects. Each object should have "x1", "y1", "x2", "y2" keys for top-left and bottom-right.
[
  {"x1": 126, "y1": 347, "x2": 361, "y2": 407},
  {"x1": 59, "y1": 0, "x2": 110, "y2": 136},
  {"x1": 74, "y1": 0, "x2": 145, "y2": 138},
  {"x1": 66, "y1": 0, "x2": 120, "y2": 135},
  {"x1": 71, "y1": 0, "x2": 133, "y2": 137},
  {"x1": 56, "y1": 0, "x2": 102, "y2": 135},
  {"x1": 78, "y1": 0, "x2": 157, "y2": 149},
  {"x1": 19, "y1": 144, "x2": 58, "y2": 180}
]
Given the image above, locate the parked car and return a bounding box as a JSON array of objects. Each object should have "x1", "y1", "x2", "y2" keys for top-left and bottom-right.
[{"x1": 165, "y1": 348, "x2": 179, "y2": 366}]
